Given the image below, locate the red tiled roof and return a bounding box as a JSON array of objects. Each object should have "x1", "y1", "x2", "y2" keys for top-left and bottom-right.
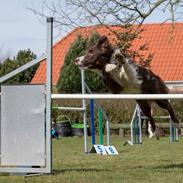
[{"x1": 31, "y1": 23, "x2": 183, "y2": 85}]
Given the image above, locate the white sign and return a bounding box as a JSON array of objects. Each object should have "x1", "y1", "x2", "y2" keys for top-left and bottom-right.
[
  {"x1": 105, "y1": 146, "x2": 118, "y2": 155},
  {"x1": 89, "y1": 145, "x2": 118, "y2": 155},
  {"x1": 93, "y1": 145, "x2": 107, "y2": 155}
]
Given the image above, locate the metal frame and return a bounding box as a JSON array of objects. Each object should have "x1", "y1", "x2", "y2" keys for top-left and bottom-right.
[
  {"x1": 85, "y1": 83, "x2": 110, "y2": 146},
  {"x1": 45, "y1": 17, "x2": 53, "y2": 173},
  {"x1": 53, "y1": 69, "x2": 88, "y2": 153},
  {"x1": 0, "y1": 17, "x2": 53, "y2": 174},
  {"x1": 130, "y1": 106, "x2": 137, "y2": 145},
  {"x1": 81, "y1": 69, "x2": 88, "y2": 153},
  {"x1": 134, "y1": 100, "x2": 179, "y2": 144},
  {"x1": 128, "y1": 105, "x2": 142, "y2": 145},
  {"x1": 169, "y1": 120, "x2": 179, "y2": 142},
  {"x1": 53, "y1": 70, "x2": 111, "y2": 152}
]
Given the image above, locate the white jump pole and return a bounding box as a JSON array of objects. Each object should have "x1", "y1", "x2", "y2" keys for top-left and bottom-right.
[
  {"x1": 81, "y1": 69, "x2": 88, "y2": 153},
  {"x1": 52, "y1": 94, "x2": 183, "y2": 100}
]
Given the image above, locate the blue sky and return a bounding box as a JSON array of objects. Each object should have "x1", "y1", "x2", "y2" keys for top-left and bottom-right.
[{"x1": 0, "y1": 0, "x2": 179, "y2": 58}]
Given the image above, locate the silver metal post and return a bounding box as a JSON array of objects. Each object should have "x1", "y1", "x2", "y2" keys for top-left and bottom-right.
[
  {"x1": 137, "y1": 105, "x2": 142, "y2": 144},
  {"x1": 0, "y1": 54, "x2": 46, "y2": 84},
  {"x1": 81, "y1": 69, "x2": 88, "y2": 153},
  {"x1": 130, "y1": 105, "x2": 138, "y2": 145},
  {"x1": 46, "y1": 17, "x2": 53, "y2": 173},
  {"x1": 106, "y1": 120, "x2": 110, "y2": 146},
  {"x1": 130, "y1": 125, "x2": 133, "y2": 144},
  {"x1": 169, "y1": 118, "x2": 173, "y2": 142}
]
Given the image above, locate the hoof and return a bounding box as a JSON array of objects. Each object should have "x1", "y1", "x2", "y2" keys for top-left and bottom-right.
[
  {"x1": 149, "y1": 132, "x2": 154, "y2": 139},
  {"x1": 155, "y1": 127, "x2": 160, "y2": 140},
  {"x1": 148, "y1": 124, "x2": 160, "y2": 140}
]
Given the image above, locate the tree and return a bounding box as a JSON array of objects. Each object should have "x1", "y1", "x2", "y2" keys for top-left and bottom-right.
[
  {"x1": 57, "y1": 33, "x2": 106, "y2": 93},
  {"x1": 15, "y1": 49, "x2": 38, "y2": 83},
  {"x1": 0, "y1": 49, "x2": 38, "y2": 84},
  {"x1": 28, "y1": 0, "x2": 183, "y2": 33},
  {"x1": 0, "y1": 58, "x2": 18, "y2": 84},
  {"x1": 28, "y1": 0, "x2": 183, "y2": 67}
]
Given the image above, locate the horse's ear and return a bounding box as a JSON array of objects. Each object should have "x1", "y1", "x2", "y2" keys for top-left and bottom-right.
[
  {"x1": 98, "y1": 35, "x2": 109, "y2": 45},
  {"x1": 97, "y1": 36, "x2": 110, "y2": 50}
]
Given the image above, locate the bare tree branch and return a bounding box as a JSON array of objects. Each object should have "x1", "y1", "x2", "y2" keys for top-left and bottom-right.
[
  {"x1": 0, "y1": 46, "x2": 12, "y2": 62},
  {"x1": 27, "y1": 0, "x2": 183, "y2": 39}
]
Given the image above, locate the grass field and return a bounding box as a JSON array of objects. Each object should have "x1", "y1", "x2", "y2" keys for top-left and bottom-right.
[{"x1": 0, "y1": 136, "x2": 183, "y2": 183}]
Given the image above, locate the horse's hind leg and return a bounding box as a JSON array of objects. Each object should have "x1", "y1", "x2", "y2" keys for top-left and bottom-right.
[
  {"x1": 155, "y1": 100, "x2": 179, "y2": 124},
  {"x1": 136, "y1": 100, "x2": 160, "y2": 139},
  {"x1": 136, "y1": 100, "x2": 156, "y2": 132}
]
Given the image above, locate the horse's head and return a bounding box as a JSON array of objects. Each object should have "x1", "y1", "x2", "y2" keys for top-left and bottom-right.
[{"x1": 74, "y1": 35, "x2": 114, "y2": 71}]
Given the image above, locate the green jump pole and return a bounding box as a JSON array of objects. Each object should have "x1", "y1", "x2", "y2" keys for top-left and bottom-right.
[{"x1": 98, "y1": 109, "x2": 103, "y2": 145}]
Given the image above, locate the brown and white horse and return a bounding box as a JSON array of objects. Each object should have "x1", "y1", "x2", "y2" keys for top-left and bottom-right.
[{"x1": 74, "y1": 35, "x2": 180, "y2": 139}]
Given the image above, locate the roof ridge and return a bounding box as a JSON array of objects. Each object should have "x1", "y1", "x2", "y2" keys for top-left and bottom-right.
[
  {"x1": 53, "y1": 22, "x2": 183, "y2": 48},
  {"x1": 52, "y1": 27, "x2": 83, "y2": 49}
]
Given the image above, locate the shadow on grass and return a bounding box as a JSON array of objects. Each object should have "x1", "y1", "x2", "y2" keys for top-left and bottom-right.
[
  {"x1": 53, "y1": 168, "x2": 110, "y2": 174},
  {"x1": 155, "y1": 163, "x2": 183, "y2": 170}
]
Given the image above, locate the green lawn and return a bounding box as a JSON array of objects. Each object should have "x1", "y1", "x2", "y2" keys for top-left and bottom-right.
[{"x1": 1, "y1": 136, "x2": 183, "y2": 183}]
